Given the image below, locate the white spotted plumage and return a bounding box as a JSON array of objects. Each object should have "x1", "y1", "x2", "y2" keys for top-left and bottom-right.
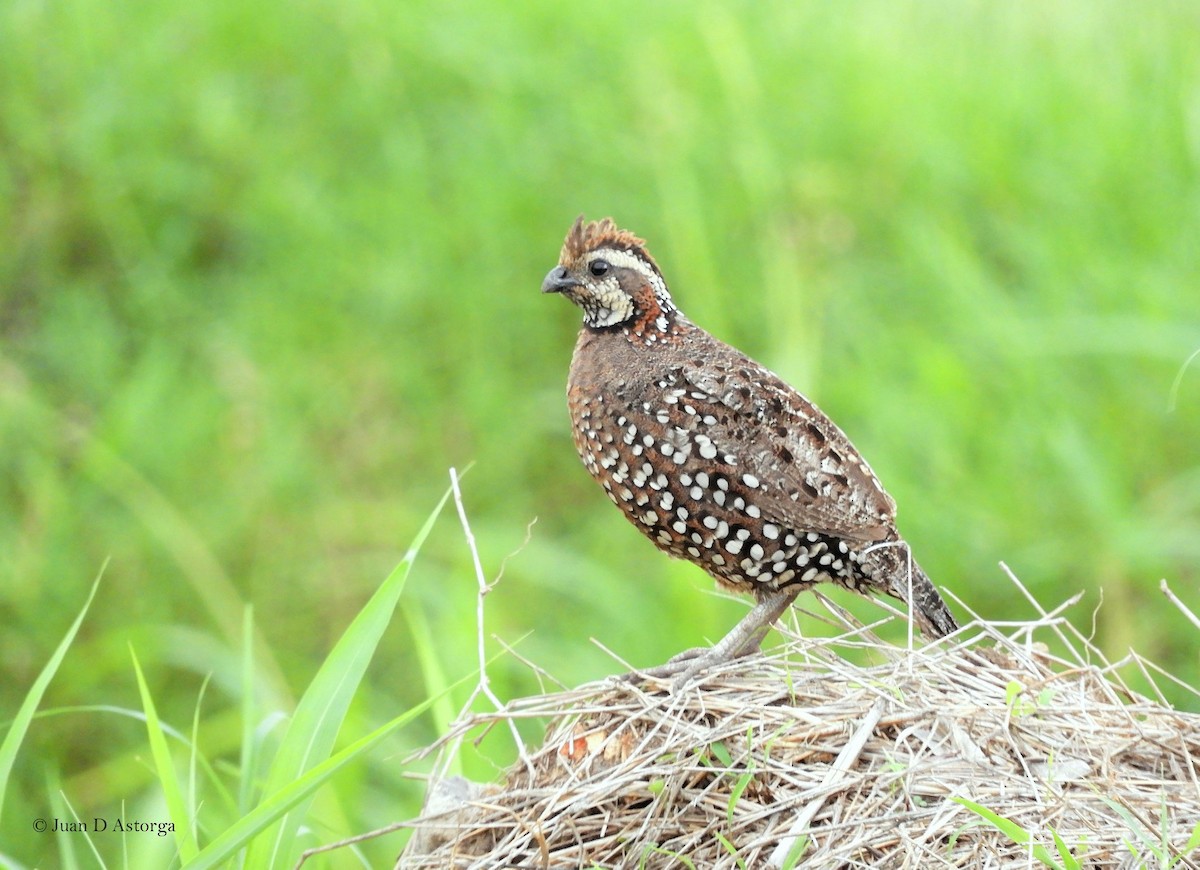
[{"x1": 547, "y1": 216, "x2": 959, "y2": 638}]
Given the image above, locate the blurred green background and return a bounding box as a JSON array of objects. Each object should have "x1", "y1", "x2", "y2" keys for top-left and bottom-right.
[{"x1": 3, "y1": 0, "x2": 1199, "y2": 864}]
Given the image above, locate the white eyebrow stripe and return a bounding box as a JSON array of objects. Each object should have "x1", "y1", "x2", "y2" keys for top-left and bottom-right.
[
  {"x1": 590, "y1": 248, "x2": 675, "y2": 312},
  {"x1": 590, "y1": 248, "x2": 655, "y2": 277}
]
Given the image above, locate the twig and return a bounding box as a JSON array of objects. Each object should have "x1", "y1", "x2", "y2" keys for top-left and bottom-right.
[
  {"x1": 294, "y1": 821, "x2": 408, "y2": 868},
  {"x1": 1167, "y1": 346, "x2": 1200, "y2": 413},
  {"x1": 1000, "y1": 561, "x2": 1086, "y2": 664},
  {"x1": 768, "y1": 698, "x2": 885, "y2": 868},
  {"x1": 588, "y1": 636, "x2": 638, "y2": 671},
  {"x1": 398, "y1": 559, "x2": 1200, "y2": 868},
  {"x1": 449, "y1": 467, "x2": 532, "y2": 775},
  {"x1": 494, "y1": 633, "x2": 568, "y2": 694},
  {"x1": 1162, "y1": 579, "x2": 1200, "y2": 632}
]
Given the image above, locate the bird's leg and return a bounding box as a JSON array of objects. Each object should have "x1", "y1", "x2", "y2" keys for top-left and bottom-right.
[
  {"x1": 628, "y1": 587, "x2": 800, "y2": 685},
  {"x1": 719, "y1": 586, "x2": 802, "y2": 659}
]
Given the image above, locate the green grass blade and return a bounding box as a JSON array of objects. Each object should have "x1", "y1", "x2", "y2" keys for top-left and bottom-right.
[
  {"x1": 1050, "y1": 828, "x2": 1081, "y2": 870},
  {"x1": 712, "y1": 831, "x2": 745, "y2": 869},
  {"x1": 50, "y1": 779, "x2": 95, "y2": 869},
  {"x1": 401, "y1": 600, "x2": 459, "y2": 777},
  {"x1": 76, "y1": 437, "x2": 290, "y2": 699},
  {"x1": 639, "y1": 845, "x2": 695, "y2": 870},
  {"x1": 708, "y1": 740, "x2": 733, "y2": 768},
  {"x1": 0, "y1": 566, "x2": 103, "y2": 828},
  {"x1": 1183, "y1": 818, "x2": 1200, "y2": 854},
  {"x1": 188, "y1": 675, "x2": 212, "y2": 847},
  {"x1": 130, "y1": 647, "x2": 199, "y2": 861},
  {"x1": 244, "y1": 489, "x2": 450, "y2": 868},
  {"x1": 954, "y1": 797, "x2": 1032, "y2": 843},
  {"x1": 1175, "y1": 821, "x2": 1200, "y2": 870},
  {"x1": 727, "y1": 771, "x2": 753, "y2": 824},
  {"x1": 238, "y1": 605, "x2": 258, "y2": 816},
  {"x1": 184, "y1": 676, "x2": 465, "y2": 870},
  {"x1": 1098, "y1": 795, "x2": 1151, "y2": 847},
  {"x1": 779, "y1": 835, "x2": 809, "y2": 869},
  {"x1": 953, "y1": 797, "x2": 1062, "y2": 869}
]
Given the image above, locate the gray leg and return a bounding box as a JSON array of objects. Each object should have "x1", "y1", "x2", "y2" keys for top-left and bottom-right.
[{"x1": 629, "y1": 588, "x2": 800, "y2": 687}]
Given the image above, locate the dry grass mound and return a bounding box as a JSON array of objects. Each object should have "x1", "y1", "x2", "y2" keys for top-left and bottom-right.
[{"x1": 395, "y1": 585, "x2": 1200, "y2": 869}]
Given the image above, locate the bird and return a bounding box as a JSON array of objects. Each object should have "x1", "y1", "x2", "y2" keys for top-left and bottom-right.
[{"x1": 542, "y1": 215, "x2": 957, "y2": 677}]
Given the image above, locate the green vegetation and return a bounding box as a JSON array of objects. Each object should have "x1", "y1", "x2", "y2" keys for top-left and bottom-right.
[
  {"x1": 2, "y1": 0, "x2": 1198, "y2": 865},
  {"x1": 1, "y1": 493, "x2": 456, "y2": 867},
  {"x1": 953, "y1": 797, "x2": 1084, "y2": 870}
]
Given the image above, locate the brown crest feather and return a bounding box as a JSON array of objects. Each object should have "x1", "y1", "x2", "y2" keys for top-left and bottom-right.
[{"x1": 561, "y1": 215, "x2": 661, "y2": 274}]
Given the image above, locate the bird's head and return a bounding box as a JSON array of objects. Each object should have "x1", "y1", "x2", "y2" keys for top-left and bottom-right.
[{"x1": 542, "y1": 216, "x2": 676, "y2": 331}]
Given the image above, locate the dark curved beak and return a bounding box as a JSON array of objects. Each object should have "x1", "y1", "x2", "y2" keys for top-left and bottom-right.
[{"x1": 541, "y1": 265, "x2": 581, "y2": 294}]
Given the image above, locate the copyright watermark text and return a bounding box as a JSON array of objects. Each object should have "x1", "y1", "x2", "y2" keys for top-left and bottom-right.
[{"x1": 32, "y1": 817, "x2": 175, "y2": 837}]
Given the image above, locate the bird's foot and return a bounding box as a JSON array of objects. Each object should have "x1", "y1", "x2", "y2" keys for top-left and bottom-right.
[
  {"x1": 623, "y1": 643, "x2": 757, "y2": 687},
  {"x1": 619, "y1": 647, "x2": 702, "y2": 683},
  {"x1": 621, "y1": 588, "x2": 802, "y2": 692}
]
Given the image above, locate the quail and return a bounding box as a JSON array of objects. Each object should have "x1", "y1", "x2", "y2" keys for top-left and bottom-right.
[{"x1": 543, "y1": 216, "x2": 957, "y2": 675}]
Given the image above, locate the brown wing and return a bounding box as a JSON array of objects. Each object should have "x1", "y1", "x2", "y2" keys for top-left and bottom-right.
[{"x1": 673, "y1": 341, "x2": 897, "y2": 546}]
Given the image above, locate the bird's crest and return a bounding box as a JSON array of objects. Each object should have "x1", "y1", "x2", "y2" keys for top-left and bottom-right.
[{"x1": 561, "y1": 215, "x2": 661, "y2": 274}]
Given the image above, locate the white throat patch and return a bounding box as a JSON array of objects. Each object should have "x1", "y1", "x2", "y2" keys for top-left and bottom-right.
[
  {"x1": 579, "y1": 248, "x2": 676, "y2": 329},
  {"x1": 579, "y1": 280, "x2": 636, "y2": 328}
]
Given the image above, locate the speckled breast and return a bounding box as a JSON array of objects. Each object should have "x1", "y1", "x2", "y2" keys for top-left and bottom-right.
[{"x1": 568, "y1": 372, "x2": 867, "y2": 598}]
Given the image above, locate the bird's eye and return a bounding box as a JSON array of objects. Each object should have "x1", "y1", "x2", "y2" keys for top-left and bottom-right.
[{"x1": 589, "y1": 259, "x2": 610, "y2": 277}]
